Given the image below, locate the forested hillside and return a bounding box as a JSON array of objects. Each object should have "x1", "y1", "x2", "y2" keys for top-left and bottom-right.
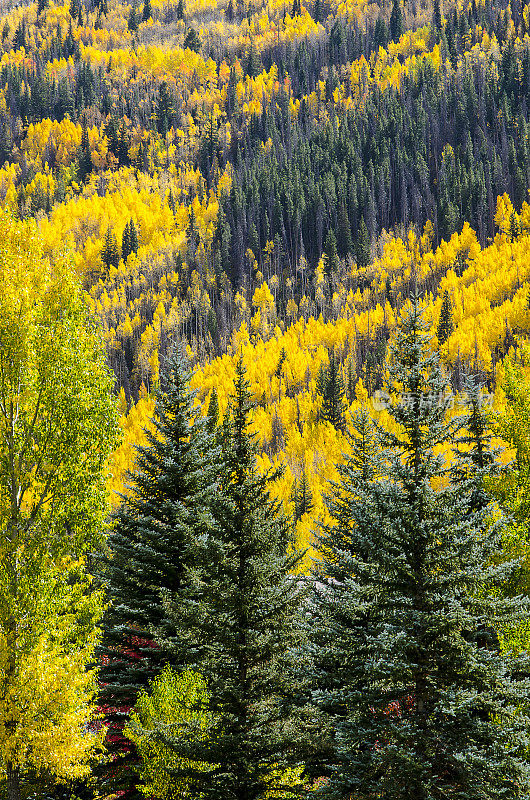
[{"x1": 2, "y1": 0, "x2": 530, "y2": 794}]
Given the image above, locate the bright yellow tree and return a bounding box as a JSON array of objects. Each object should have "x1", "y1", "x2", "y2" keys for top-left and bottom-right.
[{"x1": 0, "y1": 210, "x2": 119, "y2": 799}]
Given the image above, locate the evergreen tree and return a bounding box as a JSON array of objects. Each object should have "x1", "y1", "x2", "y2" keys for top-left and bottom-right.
[
  {"x1": 317, "y1": 350, "x2": 346, "y2": 431},
  {"x1": 122, "y1": 221, "x2": 131, "y2": 263},
  {"x1": 128, "y1": 3, "x2": 139, "y2": 32},
  {"x1": 245, "y1": 40, "x2": 261, "y2": 77},
  {"x1": 309, "y1": 300, "x2": 530, "y2": 799},
  {"x1": 293, "y1": 465, "x2": 313, "y2": 523},
  {"x1": 390, "y1": 0, "x2": 404, "y2": 41},
  {"x1": 324, "y1": 229, "x2": 339, "y2": 277},
  {"x1": 142, "y1": 0, "x2": 151, "y2": 21},
  {"x1": 95, "y1": 349, "x2": 220, "y2": 800},
  {"x1": 150, "y1": 358, "x2": 307, "y2": 800},
  {"x1": 183, "y1": 26, "x2": 201, "y2": 52},
  {"x1": 101, "y1": 226, "x2": 120, "y2": 271},
  {"x1": 437, "y1": 288, "x2": 454, "y2": 345},
  {"x1": 356, "y1": 215, "x2": 371, "y2": 268},
  {"x1": 77, "y1": 119, "x2": 92, "y2": 183},
  {"x1": 176, "y1": 0, "x2": 184, "y2": 19}
]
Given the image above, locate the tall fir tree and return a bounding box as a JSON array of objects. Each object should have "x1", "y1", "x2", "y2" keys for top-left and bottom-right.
[
  {"x1": 146, "y1": 358, "x2": 307, "y2": 800},
  {"x1": 95, "y1": 348, "x2": 220, "y2": 800},
  {"x1": 317, "y1": 349, "x2": 346, "y2": 432},
  {"x1": 308, "y1": 300, "x2": 530, "y2": 799},
  {"x1": 437, "y1": 288, "x2": 454, "y2": 345}
]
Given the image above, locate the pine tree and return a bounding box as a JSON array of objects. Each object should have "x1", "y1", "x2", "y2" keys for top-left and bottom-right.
[
  {"x1": 437, "y1": 288, "x2": 453, "y2": 345},
  {"x1": 95, "y1": 349, "x2": 220, "y2": 800},
  {"x1": 308, "y1": 300, "x2": 530, "y2": 799},
  {"x1": 77, "y1": 119, "x2": 92, "y2": 182},
  {"x1": 142, "y1": 0, "x2": 151, "y2": 21},
  {"x1": 245, "y1": 40, "x2": 261, "y2": 77},
  {"x1": 122, "y1": 221, "x2": 131, "y2": 263},
  {"x1": 149, "y1": 358, "x2": 307, "y2": 800},
  {"x1": 390, "y1": 0, "x2": 404, "y2": 41},
  {"x1": 176, "y1": 0, "x2": 184, "y2": 19},
  {"x1": 324, "y1": 229, "x2": 339, "y2": 277},
  {"x1": 293, "y1": 466, "x2": 313, "y2": 523},
  {"x1": 356, "y1": 215, "x2": 371, "y2": 268},
  {"x1": 101, "y1": 227, "x2": 119, "y2": 271},
  {"x1": 317, "y1": 350, "x2": 346, "y2": 431}
]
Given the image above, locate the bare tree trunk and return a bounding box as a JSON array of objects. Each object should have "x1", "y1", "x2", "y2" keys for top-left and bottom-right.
[{"x1": 6, "y1": 763, "x2": 22, "y2": 800}]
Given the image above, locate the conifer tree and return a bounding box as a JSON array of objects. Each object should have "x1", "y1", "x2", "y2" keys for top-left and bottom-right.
[
  {"x1": 390, "y1": 0, "x2": 404, "y2": 41},
  {"x1": 437, "y1": 288, "x2": 453, "y2": 345},
  {"x1": 356, "y1": 215, "x2": 371, "y2": 268},
  {"x1": 324, "y1": 229, "x2": 339, "y2": 277},
  {"x1": 309, "y1": 300, "x2": 530, "y2": 799},
  {"x1": 293, "y1": 465, "x2": 313, "y2": 523},
  {"x1": 317, "y1": 350, "x2": 346, "y2": 431},
  {"x1": 101, "y1": 226, "x2": 119, "y2": 271},
  {"x1": 147, "y1": 358, "x2": 307, "y2": 800},
  {"x1": 142, "y1": 0, "x2": 151, "y2": 21},
  {"x1": 96, "y1": 349, "x2": 220, "y2": 800},
  {"x1": 77, "y1": 119, "x2": 92, "y2": 182},
  {"x1": 176, "y1": 0, "x2": 184, "y2": 19}
]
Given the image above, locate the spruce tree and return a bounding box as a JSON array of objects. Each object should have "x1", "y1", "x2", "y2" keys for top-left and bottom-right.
[
  {"x1": 95, "y1": 349, "x2": 220, "y2": 800},
  {"x1": 437, "y1": 288, "x2": 454, "y2": 345},
  {"x1": 150, "y1": 358, "x2": 307, "y2": 800},
  {"x1": 317, "y1": 350, "x2": 346, "y2": 432},
  {"x1": 356, "y1": 215, "x2": 371, "y2": 268},
  {"x1": 324, "y1": 229, "x2": 339, "y2": 277},
  {"x1": 101, "y1": 226, "x2": 119, "y2": 271},
  {"x1": 309, "y1": 300, "x2": 530, "y2": 799},
  {"x1": 390, "y1": 0, "x2": 404, "y2": 41}
]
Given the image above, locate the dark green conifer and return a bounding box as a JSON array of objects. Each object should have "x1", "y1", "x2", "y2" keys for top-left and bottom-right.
[
  {"x1": 356, "y1": 215, "x2": 371, "y2": 268},
  {"x1": 293, "y1": 465, "x2": 313, "y2": 523},
  {"x1": 77, "y1": 119, "x2": 92, "y2": 182},
  {"x1": 390, "y1": 0, "x2": 404, "y2": 41},
  {"x1": 152, "y1": 358, "x2": 306, "y2": 800},
  {"x1": 317, "y1": 350, "x2": 346, "y2": 432},
  {"x1": 176, "y1": 0, "x2": 185, "y2": 18},
  {"x1": 309, "y1": 300, "x2": 530, "y2": 800},
  {"x1": 101, "y1": 226, "x2": 120, "y2": 271},
  {"x1": 324, "y1": 229, "x2": 339, "y2": 277},
  {"x1": 95, "y1": 349, "x2": 220, "y2": 800},
  {"x1": 183, "y1": 26, "x2": 201, "y2": 52},
  {"x1": 437, "y1": 288, "x2": 454, "y2": 345},
  {"x1": 142, "y1": 0, "x2": 151, "y2": 21}
]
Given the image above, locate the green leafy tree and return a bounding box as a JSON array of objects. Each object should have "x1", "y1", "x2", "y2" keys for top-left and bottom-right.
[
  {"x1": 309, "y1": 300, "x2": 530, "y2": 799},
  {"x1": 126, "y1": 667, "x2": 213, "y2": 800},
  {"x1": 154, "y1": 358, "x2": 307, "y2": 800},
  {"x1": 0, "y1": 210, "x2": 118, "y2": 800},
  {"x1": 96, "y1": 349, "x2": 220, "y2": 800}
]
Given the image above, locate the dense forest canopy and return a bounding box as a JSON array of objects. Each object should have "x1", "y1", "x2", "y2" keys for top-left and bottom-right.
[{"x1": 2, "y1": 0, "x2": 530, "y2": 795}]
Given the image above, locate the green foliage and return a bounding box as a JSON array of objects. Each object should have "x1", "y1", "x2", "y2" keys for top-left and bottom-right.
[
  {"x1": 437, "y1": 288, "x2": 454, "y2": 345},
  {"x1": 317, "y1": 350, "x2": 346, "y2": 431},
  {"x1": 156, "y1": 358, "x2": 307, "y2": 800},
  {"x1": 309, "y1": 300, "x2": 530, "y2": 799},
  {"x1": 0, "y1": 210, "x2": 118, "y2": 799},
  {"x1": 96, "y1": 348, "x2": 220, "y2": 799},
  {"x1": 126, "y1": 667, "x2": 214, "y2": 800}
]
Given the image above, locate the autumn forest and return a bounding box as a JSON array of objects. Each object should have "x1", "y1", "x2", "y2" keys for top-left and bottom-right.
[{"x1": 1, "y1": 0, "x2": 530, "y2": 795}]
